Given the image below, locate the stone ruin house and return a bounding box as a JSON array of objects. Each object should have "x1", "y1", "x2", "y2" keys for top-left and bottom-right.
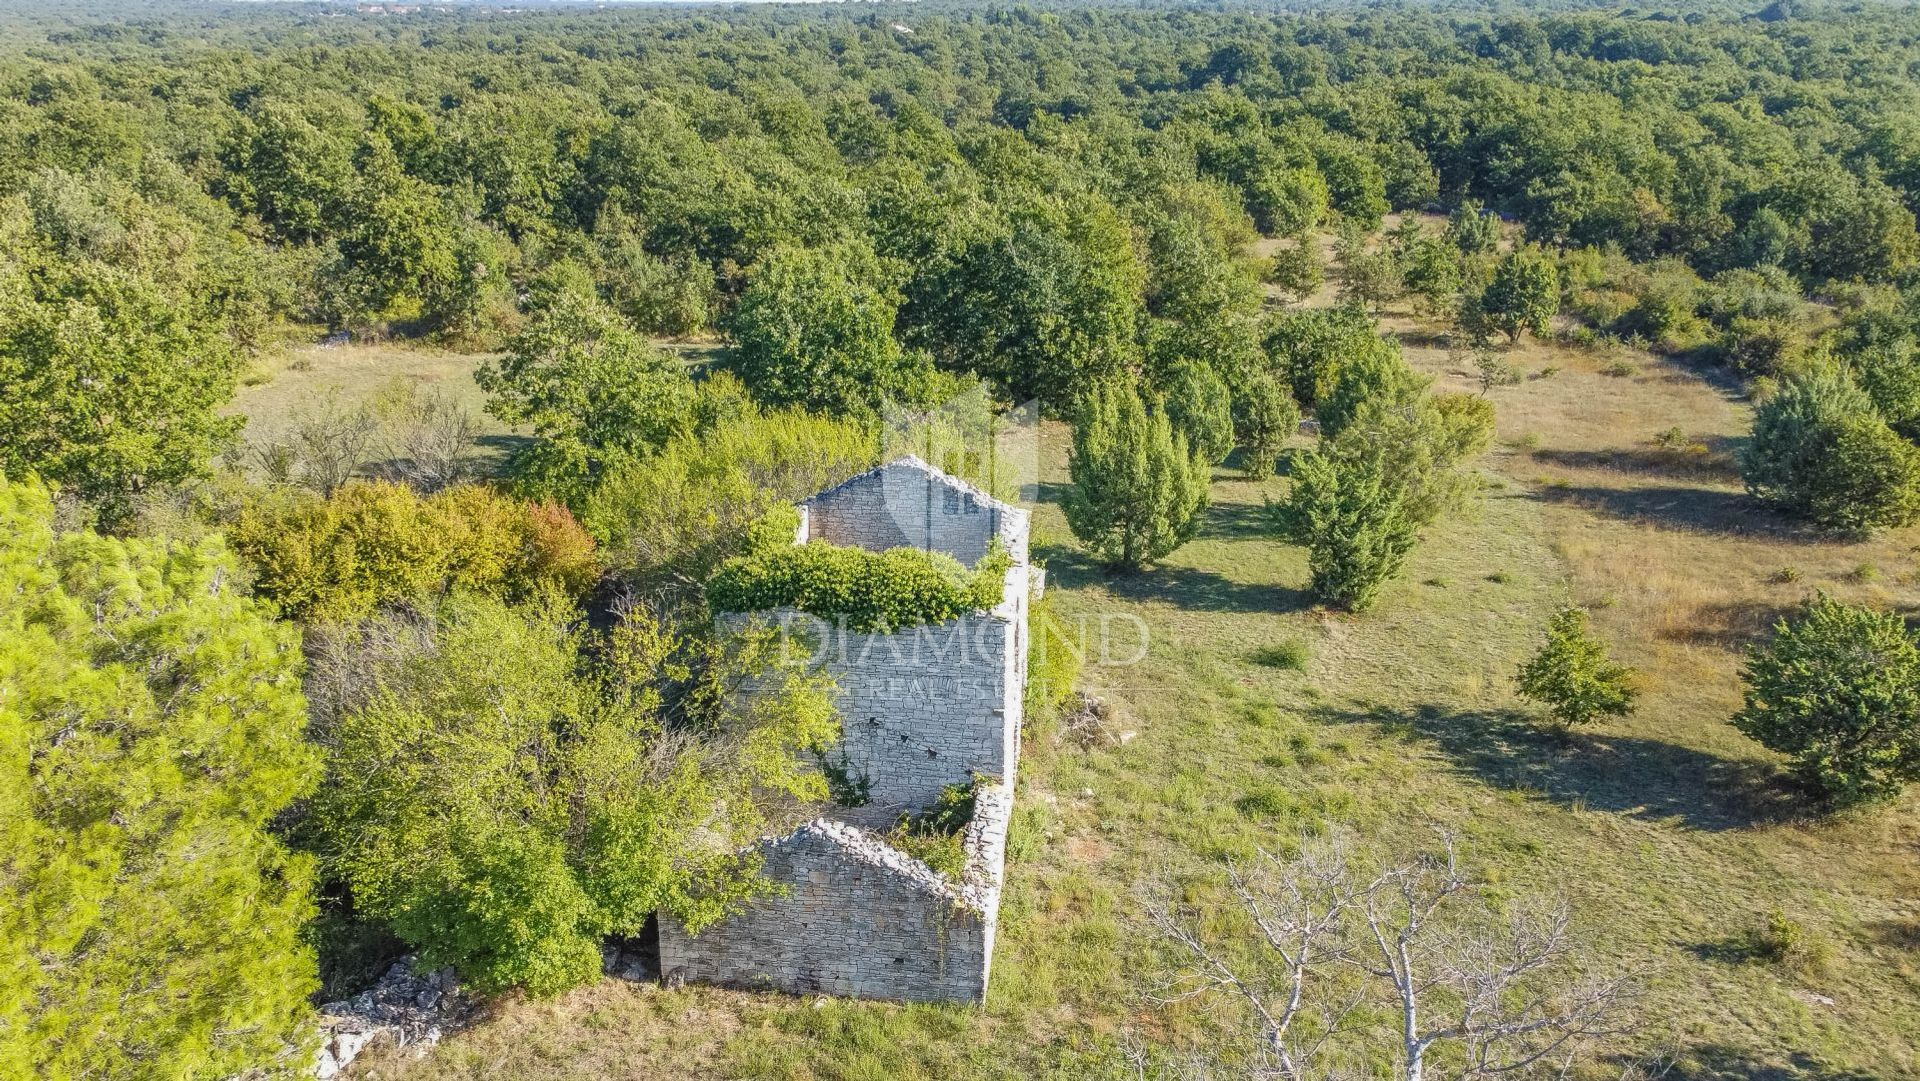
[{"x1": 657, "y1": 456, "x2": 1034, "y2": 1004}]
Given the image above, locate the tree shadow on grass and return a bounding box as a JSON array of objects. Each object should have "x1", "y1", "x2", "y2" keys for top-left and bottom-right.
[
  {"x1": 1657, "y1": 598, "x2": 1797, "y2": 648},
  {"x1": 1202, "y1": 499, "x2": 1275, "y2": 541},
  {"x1": 1105, "y1": 564, "x2": 1312, "y2": 614},
  {"x1": 1038, "y1": 542, "x2": 1311, "y2": 614},
  {"x1": 474, "y1": 433, "x2": 535, "y2": 474},
  {"x1": 1532, "y1": 444, "x2": 1741, "y2": 484},
  {"x1": 1669, "y1": 1046, "x2": 1879, "y2": 1081},
  {"x1": 1865, "y1": 917, "x2": 1920, "y2": 952},
  {"x1": 1528, "y1": 482, "x2": 1827, "y2": 544},
  {"x1": 1317, "y1": 702, "x2": 1806, "y2": 832}
]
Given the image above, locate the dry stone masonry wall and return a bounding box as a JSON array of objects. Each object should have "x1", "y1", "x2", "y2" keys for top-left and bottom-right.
[
  {"x1": 657, "y1": 781, "x2": 1014, "y2": 1004},
  {"x1": 675, "y1": 457, "x2": 1031, "y2": 1003},
  {"x1": 801, "y1": 456, "x2": 1029, "y2": 568},
  {"x1": 724, "y1": 579, "x2": 1025, "y2": 824}
]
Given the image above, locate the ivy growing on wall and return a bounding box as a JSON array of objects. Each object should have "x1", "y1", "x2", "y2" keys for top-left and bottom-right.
[{"x1": 707, "y1": 519, "x2": 1012, "y2": 631}]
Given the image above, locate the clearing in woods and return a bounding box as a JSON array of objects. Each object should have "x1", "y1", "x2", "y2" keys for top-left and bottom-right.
[
  {"x1": 240, "y1": 272, "x2": 1920, "y2": 1081},
  {"x1": 226, "y1": 338, "x2": 727, "y2": 474}
]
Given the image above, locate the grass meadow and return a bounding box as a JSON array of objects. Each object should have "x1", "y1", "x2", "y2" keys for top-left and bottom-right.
[{"x1": 242, "y1": 281, "x2": 1920, "y2": 1081}]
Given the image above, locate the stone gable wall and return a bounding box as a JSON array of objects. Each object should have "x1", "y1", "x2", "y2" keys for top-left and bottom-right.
[
  {"x1": 656, "y1": 782, "x2": 1013, "y2": 1004},
  {"x1": 801, "y1": 458, "x2": 1030, "y2": 568}
]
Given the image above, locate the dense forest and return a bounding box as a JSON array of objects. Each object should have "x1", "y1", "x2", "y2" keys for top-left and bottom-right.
[{"x1": 5, "y1": 1, "x2": 1920, "y2": 1078}]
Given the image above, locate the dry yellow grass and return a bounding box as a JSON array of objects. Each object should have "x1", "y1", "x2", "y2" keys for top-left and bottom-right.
[{"x1": 229, "y1": 342, "x2": 503, "y2": 444}]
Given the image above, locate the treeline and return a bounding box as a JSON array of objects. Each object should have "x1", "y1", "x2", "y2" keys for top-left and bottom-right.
[{"x1": 6, "y1": 2, "x2": 1920, "y2": 515}]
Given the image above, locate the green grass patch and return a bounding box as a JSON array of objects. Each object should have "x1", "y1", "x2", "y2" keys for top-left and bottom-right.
[{"x1": 1249, "y1": 639, "x2": 1311, "y2": 670}]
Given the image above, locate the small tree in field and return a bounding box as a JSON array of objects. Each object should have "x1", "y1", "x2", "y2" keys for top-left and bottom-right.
[
  {"x1": 1334, "y1": 221, "x2": 1403, "y2": 313},
  {"x1": 1235, "y1": 370, "x2": 1302, "y2": 479},
  {"x1": 1733, "y1": 594, "x2": 1920, "y2": 807},
  {"x1": 1473, "y1": 346, "x2": 1522, "y2": 395},
  {"x1": 1267, "y1": 233, "x2": 1324, "y2": 302},
  {"x1": 1274, "y1": 446, "x2": 1418, "y2": 612},
  {"x1": 1743, "y1": 368, "x2": 1920, "y2": 534},
  {"x1": 1064, "y1": 380, "x2": 1210, "y2": 572},
  {"x1": 1446, "y1": 199, "x2": 1501, "y2": 255},
  {"x1": 1480, "y1": 249, "x2": 1559, "y2": 343},
  {"x1": 1516, "y1": 606, "x2": 1638, "y2": 734}
]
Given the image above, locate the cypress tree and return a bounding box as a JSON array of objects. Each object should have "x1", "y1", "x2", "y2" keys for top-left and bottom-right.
[
  {"x1": 1064, "y1": 381, "x2": 1211, "y2": 572},
  {"x1": 1273, "y1": 445, "x2": 1418, "y2": 612},
  {"x1": 1235, "y1": 370, "x2": 1302, "y2": 479}
]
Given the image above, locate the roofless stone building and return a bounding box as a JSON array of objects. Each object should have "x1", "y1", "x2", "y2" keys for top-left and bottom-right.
[{"x1": 657, "y1": 457, "x2": 1034, "y2": 1004}]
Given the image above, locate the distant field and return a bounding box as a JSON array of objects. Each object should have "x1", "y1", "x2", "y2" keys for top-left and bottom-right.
[
  {"x1": 350, "y1": 285, "x2": 1920, "y2": 1080},
  {"x1": 227, "y1": 337, "x2": 729, "y2": 477}
]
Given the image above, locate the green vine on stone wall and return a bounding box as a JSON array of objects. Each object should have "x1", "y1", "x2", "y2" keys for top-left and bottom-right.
[{"x1": 708, "y1": 530, "x2": 1012, "y2": 632}]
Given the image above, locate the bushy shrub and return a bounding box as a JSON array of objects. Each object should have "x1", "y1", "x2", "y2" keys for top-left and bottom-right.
[
  {"x1": 1718, "y1": 315, "x2": 1810, "y2": 376},
  {"x1": 232, "y1": 480, "x2": 599, "y2": 621},
  {"x1": 1315, "y1": 341, "x2": 1429, "y2": 441},
  {"x1": 594, "y1": 213, "x2": 717, "y2": 337},
  {"x1": 1262, "y1": 304, "x2": 1393, "y2": 408},
  {"x1": 1852, "y1": 340, "x2": 1920, "y2": 440},
  {"x1": 1274, "y1": 389, "x2": 1493, "y2": 611},
  {"x1": 1327, "y1": 393, "x2": 1495, "y2": 527},
  {"x1": 1273, "y1": 446, "x2": 1418, "y2": 612},
  {"x1": 519, "y1": 499, "x2": 603, "y2": 598},
  {"x1": 1026, "y1": 594, "x2": 1084, "y2": 722},
  {"x1": 1733, "y1": 594, "x2": 1920, "y2": 807},
  {"x1": 1333, "y1": 220, "x2": 1404, "y2": 311},
  {"x1": 706, "y1": 538, "x2": 1011, "y2": 631},
  {"x1": 310, "y1": 593, "x2": 838, "y2": 995},
  {"x1": 0, "y1": 475, "x2": 321, "y2": 1079},
  {"x1": 1742, "y1": 369, "x2": 1920, "y2": 533},
  {"x1": 1392, "y1": 219, "x2": 1464, "y2": 316},
  {"x1": 582, "y1": 394, "x2": 876, "y2": 583},
  {"x1": 1616, "y1": 259, "x2": 1708, "y2": 352},
  {"x1": 885, "y1": 780, "x2": 978, "y2": 880}
]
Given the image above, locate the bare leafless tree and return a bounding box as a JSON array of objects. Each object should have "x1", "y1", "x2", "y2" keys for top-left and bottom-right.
[
  {"x1": 251, "y1": 388, "x2": 383, "y2": 495},
  {"x1": 1148, "y1": 831, "x2": 1644, "y2": 1081},
  {"x1": 377, "y1": 384, "x2": 479, "y2": 492},
  {"x1": 1148, "y1": 840, "x2": 1364, "y2": 1080}
]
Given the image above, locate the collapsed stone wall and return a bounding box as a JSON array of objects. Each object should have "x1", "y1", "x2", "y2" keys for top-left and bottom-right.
[
  {"x1": 801, "y1": 456, "x2": 1030, "y2": 568},
  {"x1": 657, "y1": 781, "x2": 1013, "y2": 1004}
]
